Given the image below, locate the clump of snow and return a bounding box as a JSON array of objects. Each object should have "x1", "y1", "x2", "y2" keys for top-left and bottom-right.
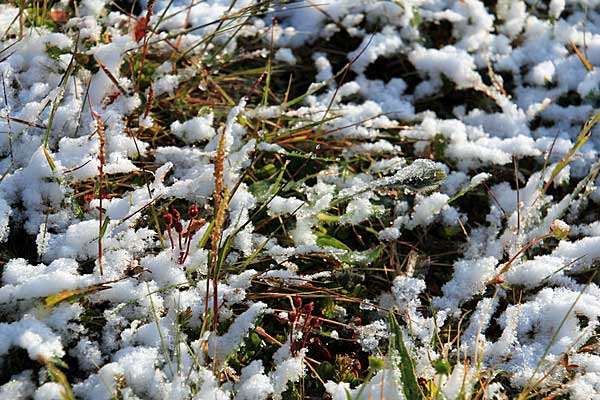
[
  {"x1": 0, "y1": 371, "x2": 35, "y2": 399},
  {"x1": 207, "y1": 302, "x2": 268, "y2": 366},
  {"x1": 410, "y1": 46, "x2": 482, "y2": 96},
  {"x1": 270, "y1": 348, "x2": 306, "y2": 399},
  {"x1": 528, "y1": 61, "x2": 555, "y2": 85},
  {"x1": 171, "y1": 114, "x2": 216, "y2": 144},
  {"x1": 275, "y1": 48, "x2": 297, "y2": 65},
  {"x1": 267, "y1": 196, "x2": 304, "y2": 216},
  {"x1": 0, "y1": 198, "x2": 11, "y2": 242},
  {"x1": 236, "y1": 360, "x2": 274, "y2": 400},
  {"x1": 435, "y1": 257, "x2": 497, "y2": 311},
  {"x1": 0, "y1": 317, "x2": 64, "y2": 360},
  {"x1": 409, "y1": 193, "x2": 451, "y2": 227},
  {"x1": 357, "y1": 320, "x2": 388, "y2": 353}
]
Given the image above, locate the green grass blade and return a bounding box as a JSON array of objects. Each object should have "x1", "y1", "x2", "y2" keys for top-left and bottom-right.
[{"x1": 389, "y1": 312, "x2": 421, "y2": 400}]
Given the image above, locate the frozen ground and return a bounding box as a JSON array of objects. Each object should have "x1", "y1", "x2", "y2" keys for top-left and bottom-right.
[{"x1": 1, "y1": 0, "x2": 600, "y2": 399}]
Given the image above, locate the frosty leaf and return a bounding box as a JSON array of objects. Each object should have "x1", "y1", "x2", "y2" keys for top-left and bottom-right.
[
  {"x1": 337, "y1": 159, "x2": 447, "y2": 201},
  {"x1": 98, "y1": 216, "x2": 110, "y2": 240},
  {"x1": 336, "y1": 246, "x2": 383, "y2": 266},
  {"x1": 249, "y1": 180, "x2": 272, "y2": 202},
  {"x1": 448, "y1": 172, "x2": 491, "y2": 204},
  {"x1": 249, "y1": 161, "x2": 288, "y2": 203},
  {"x1": 390, "y1": 159, "x2": 447, "y2": 192},
  {"x1": 70, "y1": 196, "x2": 84, "y2": 220}
]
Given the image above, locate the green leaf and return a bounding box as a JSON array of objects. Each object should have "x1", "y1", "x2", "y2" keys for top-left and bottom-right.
[
  {"x1": 256, "y1": 163, "x2": 277, "y2": 179},
  {"x1": 318, "y1": 361, "x2": 334, "y2": 380},
  {"x1": 197, "y1": 220, "x2": 214, "y2": 249},
  {"x1": 448, "y1": 173, "x2": 491, "y2": 204},
  {"x1": 315, "y1": 233, "x2": 351, "y2": 251},
  {"x1": 344, "y1": 388, "x2": 354, "y2": 400},
  {"x1": 411, "y1": 6, "x2": 421, "y2": 28},
  {"x1": 316, "y1": 212, "x2": 340, "y2": 222},
  {"x1": 389, "y1": 312, "x2": 421, "y2": 400},
  {"x1": 99, "y1": 216, "x2": 110, "y2": 240},
  {"x1": 42, "y1": 146, "x2": 57, "y2": 172},
  {"x1": 248, "y1": 331, "x2": 261, "y2": 349}
]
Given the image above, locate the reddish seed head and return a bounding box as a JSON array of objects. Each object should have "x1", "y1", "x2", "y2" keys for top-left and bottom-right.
[
  {"x1": 174, "y1": 221, "x2": 183, "y2": 233},
  {"x1": 171, "y1": 206, "x2": 181, "y2": 221},
  {"x1": 303, "y1": 302, "x2": 314, "y2": 315},
  {"x1": 293, "y1": 296, "x2": 302, "y2": 310},
  {"x1": 311, "y1": 318, "x2": 322, "y2": 329},
  {"x1": 288, "y1": 311, "x2": 297, "y2": 323},
  {"x1": 188, "y1": 204, "x2": 199, "y2": 218},
  {"x1": 163, "y1": 212, "x2": 173, "y2": 226}
]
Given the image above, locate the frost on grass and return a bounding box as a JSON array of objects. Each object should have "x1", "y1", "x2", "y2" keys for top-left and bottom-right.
[{"x1": 2, "y1": 0, "x2": 600, "y2": 398}]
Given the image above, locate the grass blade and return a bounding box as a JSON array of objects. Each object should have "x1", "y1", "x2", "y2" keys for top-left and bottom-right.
[{"x1": 389, "y1": 312, "x2": 421, "y2": 400}]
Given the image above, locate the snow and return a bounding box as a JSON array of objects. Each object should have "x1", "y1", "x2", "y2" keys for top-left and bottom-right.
[
  {"x1": 435, "y1": 257, "x2": 498, "y2": 311},
  {"x1": 270, "y1": 349, "x2": 305, "y2": 399},
  {"x1": 357, "y1": 320, "x2": 388, "y2": 353},
  {"x1": 409, "y1": 46, "x2": 482, "y2": 95},
  {"x1": 267, "y1": 196, "x2": 304, "y2": 216},
  {"x1": 0, "y1": 371, "x2": 35, "y2": 399},
  {"x1": 528, "y1": 61, "x2": 556, "y2": 85},
  {"x1": 409, "y1": 193, "x2": 451, "y2": 227},
  {"x1": 325, "y1": 368, "x2": 405, "y2": 400},
  {"x1": 274, "y1": 48, "x2": 296, "y2": 65},
  {"x1": 171, "y1": 114, "x2": 216, "y2": 144},
  {"x1": 2, "y1": 0, "x2": 600, "y2": 397},
  {"x1": 33, "y1": 383, "x2": 66, "y2": 400},
  {"x1": 348, "y1": 26, "x2": 403, "y2": 74},
  {"x1": 235, "y1": 361, "x2": 274, "y2": 400},
  {"x1": 207, "y1": 302, "x2": 268, "y2": 367},
  {"x1": 0, "y1": 317, "x2": 64, "y2": 361}
]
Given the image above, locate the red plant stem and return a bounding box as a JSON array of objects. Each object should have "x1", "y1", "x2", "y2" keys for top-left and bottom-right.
[
  {"x1": 212, "y1": 278, "x2": 218, "y2": 332},
  {"x1": 299, "y1": 312, "x2": 314, "y2": 352},
  {"x1": 489, "y1": 233, "x2": 552, "y2": 283},
  {"x1": 136, "y1": 0, "x2": 154, "y2": 89},
  {"x1": 179, "y1": 219, "x2": 194, "y2": 264},
  {"x1": 290, "y1": 318, "x2": 297, "y2": 356},
  {"x1": 181, "y1": 237, "x2": 192, "y2": 264}
]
